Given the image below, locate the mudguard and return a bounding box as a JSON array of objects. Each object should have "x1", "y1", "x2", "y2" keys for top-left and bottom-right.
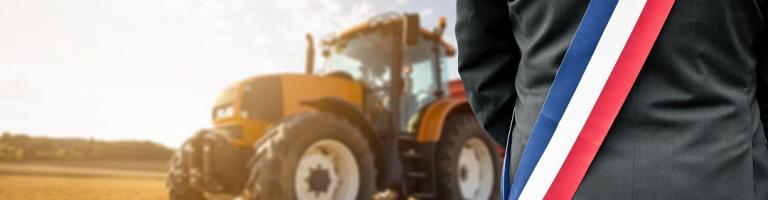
[{"x1": 416, "y1": 99, "x2": 473, "y2": 142}]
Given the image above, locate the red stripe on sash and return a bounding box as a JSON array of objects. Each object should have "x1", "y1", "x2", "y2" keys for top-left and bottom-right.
[{"x1": 543, "y1": 1, "x2": 675, "y2": 199}]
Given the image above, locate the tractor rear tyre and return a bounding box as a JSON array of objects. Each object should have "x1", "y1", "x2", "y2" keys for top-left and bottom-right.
[
  {"x1": 247, "y1": 112, "x2": 377, "y2": 200},
  {"x1": 436, "y1": 113, "x2": 500, "y2": 200},
  {"x1": 167, "y1": 152, "x2": 206, "y2": 200}
]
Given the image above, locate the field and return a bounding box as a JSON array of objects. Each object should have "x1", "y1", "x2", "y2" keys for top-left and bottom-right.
[{"x1": 0, "y1": 160, "x2": 168, "y2": 200}]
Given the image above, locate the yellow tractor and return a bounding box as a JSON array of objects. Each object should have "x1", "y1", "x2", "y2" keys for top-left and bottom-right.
[{"x1": 167, "y1": 13, "x2": 500, "y2": 200}]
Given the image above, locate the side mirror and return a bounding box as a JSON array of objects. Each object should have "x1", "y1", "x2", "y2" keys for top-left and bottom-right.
[{"x1": 403, "y1": 13, "x2": 420, "y2": 47}]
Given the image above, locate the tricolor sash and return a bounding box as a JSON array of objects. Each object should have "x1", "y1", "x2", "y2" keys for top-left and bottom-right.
[{"x1": 502, "y1": 0, "x2": 675, "y2": 199}]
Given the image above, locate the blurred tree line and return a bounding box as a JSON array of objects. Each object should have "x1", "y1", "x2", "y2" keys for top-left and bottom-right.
[{"x1": 0, "y1": 131, "x2": 173, "y2": 160}]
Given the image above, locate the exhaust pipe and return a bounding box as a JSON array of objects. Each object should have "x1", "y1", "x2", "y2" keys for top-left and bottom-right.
[{"x1": 305, "y1": 33, "x2": 315, "y2": 75}]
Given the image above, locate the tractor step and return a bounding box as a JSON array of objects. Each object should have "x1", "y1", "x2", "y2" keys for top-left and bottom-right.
[
  {"x1": 398, "y1": 134, "x2": 439, "y2": 199},
  {"x1": 401, "y1": 148, "x2": 421, "y2": 159},
  {"x1": 398, "y1": 134, "x2": 419, "y2": 143},
  {"x1": 407, "y1": 171, "x2": 428, "y2": 179},
  {"x1": 411, "y1": 192, "x2": 436, "y2": 199}
]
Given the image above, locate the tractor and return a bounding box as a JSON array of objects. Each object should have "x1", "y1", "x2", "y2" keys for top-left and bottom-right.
[{"x1": 166, "y1": 13, "x2": 500, "y2": 200}]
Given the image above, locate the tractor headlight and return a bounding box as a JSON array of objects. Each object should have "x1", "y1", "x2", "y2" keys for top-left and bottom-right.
[{"x1": 213, "y1": 105, "x2": 235, "y2": 120}]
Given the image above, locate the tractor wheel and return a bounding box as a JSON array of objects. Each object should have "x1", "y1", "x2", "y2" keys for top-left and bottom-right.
[
  {"x1": 167, "y1": 152, "x2": 206, "y2": 200},
  {"x1": 436, "y1": 113, "x2": 500, "y2": 200},
  {"x1": 247, "y1": 112, "x2": 377, "y2": 200}
]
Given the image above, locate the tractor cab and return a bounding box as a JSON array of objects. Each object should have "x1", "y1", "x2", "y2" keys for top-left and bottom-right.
[{"x1": 317, "y1": 13, "x2": 456, "y2": 134}]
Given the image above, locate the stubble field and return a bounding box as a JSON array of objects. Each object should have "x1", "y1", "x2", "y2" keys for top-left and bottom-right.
[{"x1": 0, "y1": 160, "x2": 167, "y2": 200}]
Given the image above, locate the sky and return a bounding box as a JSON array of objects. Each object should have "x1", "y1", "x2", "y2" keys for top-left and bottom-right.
[{"x1": 0, "y1": 0, "x2": 459, "y2": 147}]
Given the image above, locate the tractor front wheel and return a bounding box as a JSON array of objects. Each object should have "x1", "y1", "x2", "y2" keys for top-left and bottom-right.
[
  {"x1": 246, "y1": 112, "x2": 377, "y2": 200},
  {"x1": 167, "y1": 152, "x2": 206, "y2": 200}
]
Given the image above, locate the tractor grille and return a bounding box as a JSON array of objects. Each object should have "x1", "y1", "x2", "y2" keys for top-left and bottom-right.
[{"x1": 216, "y1": 125, "x2": 242, "y2": 139}]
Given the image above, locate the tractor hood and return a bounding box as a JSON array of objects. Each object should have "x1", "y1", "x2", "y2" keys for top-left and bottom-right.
[
  {"x1": 211, "y1": 73, "x2": 364, "y2": 146},
  {"x1": 238, "y1": 73, "x2": 364, "y2": 121},
  {"x1": 214, "y1": 73, "x2": 365, "y2": 123}
]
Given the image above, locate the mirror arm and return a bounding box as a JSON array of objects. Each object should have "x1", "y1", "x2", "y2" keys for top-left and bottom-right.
[{"x1": 432, "y1": 17, "x2": 447, "y2": 98}]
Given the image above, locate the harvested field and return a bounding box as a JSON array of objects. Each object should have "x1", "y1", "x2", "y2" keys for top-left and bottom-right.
[{"x1": 0, "y1": 160, "x2": 168, "y2": 200}]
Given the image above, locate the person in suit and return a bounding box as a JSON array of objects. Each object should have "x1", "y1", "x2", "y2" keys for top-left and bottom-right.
[{"x1": 456, "y1": 0, "x2": 768, "y2": 199}]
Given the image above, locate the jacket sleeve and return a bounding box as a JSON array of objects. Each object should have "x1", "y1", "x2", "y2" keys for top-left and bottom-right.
[
  {"x1": 759, "y1": 38, "x2": 768, "y2": 142},
  {"x1": 759, "y1": 3, "x2": 768, "y2": 144},
  {"x1": 455, "y1": 0, "x2": 521, "y2": 146}
]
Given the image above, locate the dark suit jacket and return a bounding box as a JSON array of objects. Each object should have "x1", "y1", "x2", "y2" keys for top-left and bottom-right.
[{"x1": 456, "y1": 0, "x2": 768, "y2": 199}]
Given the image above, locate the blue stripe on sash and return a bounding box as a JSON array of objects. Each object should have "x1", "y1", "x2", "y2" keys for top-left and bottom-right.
[{"x1": 506, "y1": 0, "x2": 619, "y2": 199}]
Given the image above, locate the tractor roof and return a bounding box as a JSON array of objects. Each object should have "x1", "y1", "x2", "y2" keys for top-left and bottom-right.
[{"x1": 322, "y1": 15, "x2": 456, "y2": 57}]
